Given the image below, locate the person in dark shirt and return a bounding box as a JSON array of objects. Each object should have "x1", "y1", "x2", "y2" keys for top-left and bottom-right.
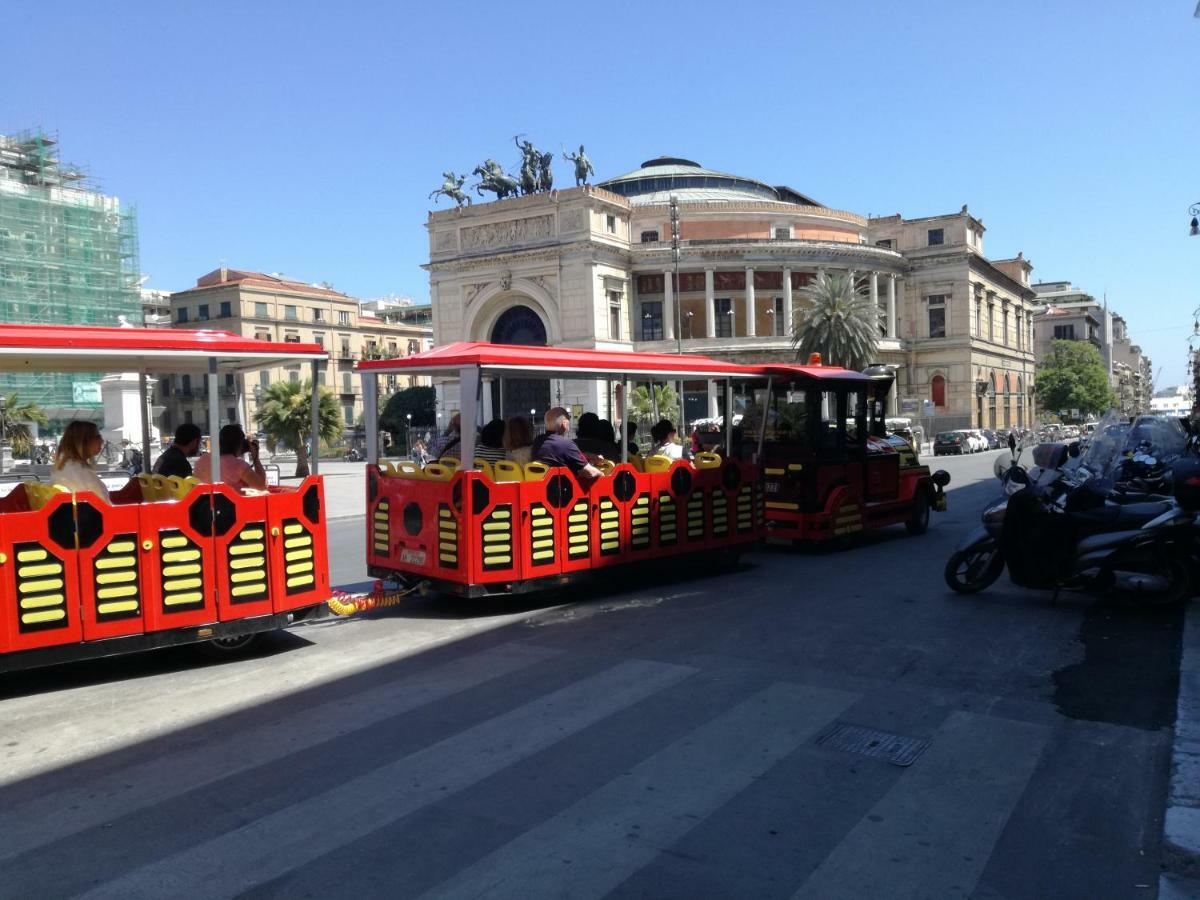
[
  {"x1": 532, "y1": 407, "x2": 602, "y2": 483},
  {"x1": 153, "y1": 423, "x2": 201, "y2": 479}
]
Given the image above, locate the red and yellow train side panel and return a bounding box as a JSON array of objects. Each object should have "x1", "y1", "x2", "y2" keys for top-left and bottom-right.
[
  {"x1": 367, "y1": 457, "x2": 763, "y2": 593},
  {"x1": 0, "y1": 478, "x2": 332, "y2": 662}
]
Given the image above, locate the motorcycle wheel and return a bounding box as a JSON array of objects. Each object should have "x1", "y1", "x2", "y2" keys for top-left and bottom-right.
[
  {"x1": 944, "y1": 546, "x2": 1005, "y2": 594},
  {"x1": 1131, "y1": 555, "x2": 1192, "y2": 608}
]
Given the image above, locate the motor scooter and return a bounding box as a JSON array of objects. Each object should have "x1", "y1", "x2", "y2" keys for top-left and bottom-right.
[{"x1": 945, "y1": 422, "x2": 1194, "y2": 604}]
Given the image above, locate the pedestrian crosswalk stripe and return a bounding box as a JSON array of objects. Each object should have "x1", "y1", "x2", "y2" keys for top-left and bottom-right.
[
  {"x1": 0, "y1": 643, "x2": 561, "y2": 863},
  {"x1": 75, "y1": 659, "x2": 696, "y2": 900},
  {"x1": 790, "y1": 710, "x2": 1048, "y2": 900},
  {"x1": 418, "y1": 681, "x2": 860, "y2": 900}
]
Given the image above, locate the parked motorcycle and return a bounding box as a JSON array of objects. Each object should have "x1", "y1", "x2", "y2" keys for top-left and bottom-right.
[{"x1": 945, "y1": 412, "x2": 1196, "y2": 604}]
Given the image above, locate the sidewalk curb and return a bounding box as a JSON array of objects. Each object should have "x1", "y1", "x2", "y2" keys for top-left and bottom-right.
[{"x1": 1163, "y1": 607, "x2": 1200, "y2": 883}]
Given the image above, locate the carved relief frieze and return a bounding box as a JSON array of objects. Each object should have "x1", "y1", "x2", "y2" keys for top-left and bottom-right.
[
  {"x1": 558, "y1": 208, "x2": 586, "y2": 232},
  {"x1": 460, "y1": 214, "x2": 554, "y2": 252},
  {"x1": 434, "y1": 230, "x2": 458, "y2": 252}
]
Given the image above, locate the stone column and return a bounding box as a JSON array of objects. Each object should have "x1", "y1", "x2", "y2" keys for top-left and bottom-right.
[
  {"x1": 745, "y1": 266, "x2": 756, "y2": 337},
  {"x1": 816, "y1": 267, "x2": 826, "y2": 284},
  {"x1": 869, "y1": 272, "x2": 880, "y2": 335},
  {"x1": 662, "y1": 269, "x2": 675, "y2": 341},
  {"x1": 705, "y1": 268, "x2": 716, "y2": 339},
  {"x1": 886, "y1": 274, "x2": 897, "y2": 339},
  {"x1": 782, "y1": 267, "x2": 794, "y2": 337}
]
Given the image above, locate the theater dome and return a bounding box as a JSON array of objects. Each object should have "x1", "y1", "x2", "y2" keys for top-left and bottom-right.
[{"x1": 599, "y1": 157, "x2": 819, "y2": 207}]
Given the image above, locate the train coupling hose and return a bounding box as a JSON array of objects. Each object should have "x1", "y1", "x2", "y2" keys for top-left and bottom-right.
[{"x1": 326, "y1": 579, "x2": 424, "y2": 616}]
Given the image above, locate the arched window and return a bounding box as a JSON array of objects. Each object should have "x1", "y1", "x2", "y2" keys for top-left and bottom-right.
[
  {"x1": 490, "y1": 305, "x2": 547, "y2": 346},
  {"x1": 931, "y1": 374, "x2": 946, "y2": 408}
]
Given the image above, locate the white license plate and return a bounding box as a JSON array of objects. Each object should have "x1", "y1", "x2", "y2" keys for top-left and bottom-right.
[{"x1": 400, "y1": 549, "x2": 426, "y2": 566}]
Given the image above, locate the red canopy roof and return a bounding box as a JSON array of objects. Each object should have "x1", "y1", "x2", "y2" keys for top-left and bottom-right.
[
  {"x1": 357, "y1": 341, "x2": 760, "y2": 379},
  {"x1": 761, "y1": 364, "x2": 872, "y2": 383},
  {"x1": 0, "y1": 324, "x2": 326, "y2": 374}
]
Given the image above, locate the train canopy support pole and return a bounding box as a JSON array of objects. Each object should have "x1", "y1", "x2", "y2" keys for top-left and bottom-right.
[
  {"x1": 459, "y1": 365, "x2": 479, "y2": 466},
  {"x1": 310, "y1": 359, "x2": 320, "y2": 475},
  {"x1": 724, "y1": 378, "x2": 734, "y2": 456},
  {"x1": 756, "y1": 380, "x2": 772, "y2": 462},
  {"x1": 139, "y1": 372, "x2": 151, "y2": 474},
  {"x1": 621, "y1": 376, "x2": 630, "y2": 464},
  {"x1": 207, "y1": 358, "x2": 221, "y2": 484},
  {"x1": 362, "y1": 370, "x2": 379, "y2": 466}
]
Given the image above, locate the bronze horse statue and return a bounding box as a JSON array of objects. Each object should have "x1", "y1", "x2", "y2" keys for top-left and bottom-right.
[{"x1": 429, "y1": 171, "x2": 471, "y2": 207}]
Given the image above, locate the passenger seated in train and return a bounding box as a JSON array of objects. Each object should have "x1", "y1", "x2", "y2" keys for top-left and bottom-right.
[
  {"x1": 196, "y1": 424, "x2": 267, "y2": 490},
  {"x1": 153, "y1": 423, "x2": 201, "y2": 478},
  {"x1": 574, "y1": 412, "x2": 613, "y2": 458},
  {"x1": 503, "y1": 415, "x2": 534, "y2": 464},
  {"x1": 650, "y1": 419, "x2": 685, "y2": 460},
  {"x1": 532, "y1": 407, "x2": 603, "y2": 484},
  {"x1": 50, "y1": 420, "x2": 110, "y2": 502},
  {"x1": 429, "y1": 413, "x2": 461, "y2": 460},
  {"x1": 475, "y1": 419, "x2": 506, "y2": 462}
]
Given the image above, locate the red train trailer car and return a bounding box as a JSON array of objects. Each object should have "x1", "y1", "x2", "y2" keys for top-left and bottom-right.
[
  {"x1": 0, "y1": 325, "x2": 332, "y2": 673},
  {"x1": 357, "y1": 343, "x2": 765, "y2": 597},
  {"x1": 753, "y1": 358, "x2": 949, "y2": 541}
]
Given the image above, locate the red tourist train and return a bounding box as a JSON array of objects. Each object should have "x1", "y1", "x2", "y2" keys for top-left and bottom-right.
[
  {"x1": 358, "y1": 343, "x2": 948, "y2": 597},
  {"x1": 0, "y1": 326, "x2": 332, "y2": 673}
]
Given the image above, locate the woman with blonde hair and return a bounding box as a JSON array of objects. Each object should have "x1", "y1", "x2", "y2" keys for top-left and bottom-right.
[
  {"x1": 51, "y1": 420, "x2": 110, "y2": 502},
  {"x1": 503, "y1": 415, "x2": 535, "y2": 464}
]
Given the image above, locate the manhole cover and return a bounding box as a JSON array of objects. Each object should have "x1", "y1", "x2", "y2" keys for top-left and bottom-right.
[{"x1": 814, "y1": 722, "x2": 930, "y2": 767}]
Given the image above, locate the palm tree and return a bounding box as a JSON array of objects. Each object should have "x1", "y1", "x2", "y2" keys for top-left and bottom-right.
[
  {"x1": 253, "y1": 380, "x2": 343, "y2": 477},
  {"x1": 1, "y1": 393, "x2": 48, "y2": 458},
  {"x1": 628, "y1": 383, "x2": 681, "y2": 451},
  {"x1": 791, "y1": 273, "x2": 879, "y2": 371}
]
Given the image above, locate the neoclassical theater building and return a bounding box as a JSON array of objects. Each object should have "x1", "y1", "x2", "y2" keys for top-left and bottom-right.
[{"x1": 426, "y1": 156, "x2": 1036, "y2": 429}]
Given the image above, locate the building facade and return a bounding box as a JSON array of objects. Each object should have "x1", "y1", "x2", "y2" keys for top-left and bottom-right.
[
  {"x1": 427, "y1": 157, "x2": 1035, "y2": 429},
  {"x1": 1030, "y1": 282, "x2": 1152, "y2": 417},
  {"x1": 866, "y1": 210, "x2": 1038, "y2": 431},
  {"x1": 0, "y1": 130, "x2": 140, "y2": 418},
  {"x1": 161, "y1": 268, "x2": 432, "y2": 434}
]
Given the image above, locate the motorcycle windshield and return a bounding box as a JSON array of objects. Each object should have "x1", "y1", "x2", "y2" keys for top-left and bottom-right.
[{"x1": 1076, "y1": 410, "x2": 1187, "y2": 491}]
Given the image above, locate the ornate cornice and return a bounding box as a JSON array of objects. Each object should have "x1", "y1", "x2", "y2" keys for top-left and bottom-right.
[
  {"x1": 631, "y1": 240, "x2": 906, "y2": 272},
  {"x1": 424, "y1": 239, "x2": 630, "y2": 273}
]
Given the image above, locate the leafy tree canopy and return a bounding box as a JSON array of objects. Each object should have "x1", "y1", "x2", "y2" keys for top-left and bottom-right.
[
  {"x1": 792, "y1": 274, "x2": 878, "y2": 371},
  {"x1": 1035, "y1": 339, "x2": 1114, "y2": 420},
  {"x1": 1, "y1": 393, "x2": 48, "y2": 457},
  {"x1": 379, "y1": 386, "x2": 436, "y2": 438},
  {"x1": 253, "y1": 380, "x2": 343, "y2": 477}
]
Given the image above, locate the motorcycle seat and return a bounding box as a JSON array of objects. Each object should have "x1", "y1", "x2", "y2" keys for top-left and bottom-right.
[
  {"x1": 1071, "y1": 500, "x2": 1172, "y2": 531},
  {"x1": 1076, "y1": 529, "x2": 1142, "y2": 556}
]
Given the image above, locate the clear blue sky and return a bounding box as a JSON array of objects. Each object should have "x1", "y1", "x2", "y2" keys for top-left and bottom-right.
[{"x1": 4, "y1": 1, "x2": 1198, "y2": 383}]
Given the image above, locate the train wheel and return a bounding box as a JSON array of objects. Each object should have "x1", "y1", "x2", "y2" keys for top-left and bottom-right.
[
  {"x1": 197, "y1": 633, "x2": 260, "y2": 659},
  {"x1": 905, "y1": 490, "x2": 931, "y2": 535}
]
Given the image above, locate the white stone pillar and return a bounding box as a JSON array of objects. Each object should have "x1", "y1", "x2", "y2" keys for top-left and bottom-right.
[
  {"x1": 886, "y1": 274, "x2": 897, "y2": 338},
  {"x1": 745, "y1": 266, "x2": 756, "y2": 337},
  {"x1": 869, "y1": 271, "x2": 880, "y2": 334},
  {"x1": 662, "y1": 269, "x2": 675, "y2": 341},
  {"x1": 705, "y1": 268, "x2": 716, "y2": 339},
  {"x1": 816, "y1": 267, "x2": 826, "y2": 285},
  {"x1": 782, "y1": 267, "x2": 793, "y2": 337}
]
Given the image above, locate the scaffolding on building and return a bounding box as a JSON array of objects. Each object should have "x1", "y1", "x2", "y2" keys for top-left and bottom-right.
[{"x1": 0, "y1": 129, "x2": 141, "y2": 416}]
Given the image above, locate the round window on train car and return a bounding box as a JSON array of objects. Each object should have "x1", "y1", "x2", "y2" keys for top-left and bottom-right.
[
  {"x1": 403, "y1": 502, "x2": 423, "y2": 536},
  {"x1": 546, "y1": 473, "x2": 574, "y2": 509},
  {"x1": 613, "y1": 470, "x2": 637, "y2": 503},
  {"x1": 670, "y1": 466, "x2": 693, "y2": 498}
]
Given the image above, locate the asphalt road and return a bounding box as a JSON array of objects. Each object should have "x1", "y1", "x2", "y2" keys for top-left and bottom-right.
[{"x1": 0, "y1": 449, "x2": 1186, "y2": 899}]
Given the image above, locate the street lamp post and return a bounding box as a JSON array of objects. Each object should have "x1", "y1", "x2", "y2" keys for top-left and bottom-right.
[
  {"x1": 0, "y1": 394, "x2": 8, "y2": 476},
  {"x1": 670, "y1": 195, "x2": 682, "y2": 354}
]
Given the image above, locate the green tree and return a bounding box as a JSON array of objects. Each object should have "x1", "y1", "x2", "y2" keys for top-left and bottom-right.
[
  {"x1": 791, "y1": 273, "x2": 878, "y2": 370},
  {"x1": 629, "y1": 383, "x2": 680, "y2": 427},
  {"x1": 379, "y1": 385, "x2": 436, "y2": 447},
  {"x1": 1, "y1": 393, "x2": 48, "y2": 458},
  {"x1": 253, "y1": 380, "x2": 343, "y2": 477},
  {"x1": 1035, "y1": 339, "x2": 1114, "y2": 420}
]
